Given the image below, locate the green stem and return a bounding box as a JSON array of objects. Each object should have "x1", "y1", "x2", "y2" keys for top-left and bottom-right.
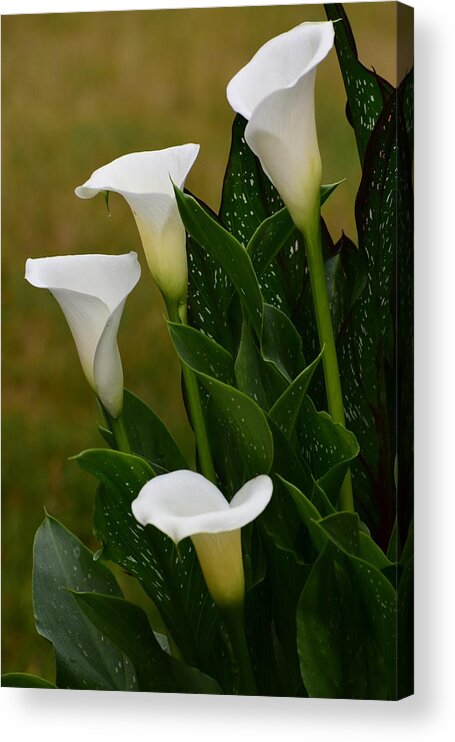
[
  {"x1": 110, "y1": 412, "x2": 131, "y2": 454},
  {"x1": 303, "y1": 218, "x2": 354, "y2": 513},
  {"x1": 166, "y1": 301, "x2": 216, "y2": 483},
  {"x1": 223, "y1": 604, "x2": 257, "y2": 695}
]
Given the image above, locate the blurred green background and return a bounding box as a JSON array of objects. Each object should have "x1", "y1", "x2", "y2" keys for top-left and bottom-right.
[{"x1": 2, "y1": 3, "x2": 396, "y2": 679}]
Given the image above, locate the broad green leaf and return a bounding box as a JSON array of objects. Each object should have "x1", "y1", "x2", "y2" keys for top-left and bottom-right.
[
  {"x1": 186, "y1": 233, "x2": 234, "y2": 351},
  {"x1": 297, "y1": 540, "x2": 397, "y2": 699},
  {"x1": 247, "y1": 207, "x2": 295, "y2": 277},
  {"x1": 234, "y1": 318, "x2": 285, "y2": 410},
  {"x1": 73, "y1": 592, "x2": 222, "y2": 694},
  {"x1": 327, "y1": 233, "x2": 368, "y2": 337},
  {"x1": 269, "y1": 350, "x2": 322, "y2": 438},
  {"x1": 265, "y1": 542, "x2": 310, "y2": 696},
  {"x1": 277, "y1": 476, "x2": 325, "y2": 553},
  {"x1": 1, "y1": 673, "x2": 56, "y2": 689},
  {"x1": 174, "y1": 185, "x2": 263, "y2": 336},
  {"x1": 33, "y1": 514, "x2": 137, "y2": 691},
  {"x1": 167, "y1": 321, "x2": 235, "y2": 385},
  {"x1": 204, "y1": 376, "x2": 274, "y2": 493},
  {"x1": 247, "y1": 179, "x2": 344, "y2": 280},
  {"x1": 261, "y1": 303, "x2": 306, "y2": 382},
  {"x1": 318, "y1": 511, "x2": 361, "y2": 555},
  {"x1": 399, "y1": 67, "x2": 414, "y2": 151},
  {"x1": 219, "y1": 114, "x2": 271, "y2": 243},
  {"x1": 104, "y1": 389, "x2": 188, "y2": 473},
  {"x1": 75, "y1": 449, "x2": 220, "y2": 673},
  {"x1": 297, "y1": 397, "x2": 359, "y2": 505},
  {"x1": 169, "y1": 333, "x2": 274, "y2": 493},
  {"x1": 336, "y1": 90, "x2": 413, "y2": 545},
  {"x1": 219, "y1": 114, "x2": 306, "y2": 312},
  {"x1": 325, "y1": 3, "x2": 393, "y2": 163}
]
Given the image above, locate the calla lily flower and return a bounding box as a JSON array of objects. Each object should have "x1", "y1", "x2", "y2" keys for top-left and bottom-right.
[
  {"x1": 25, "y1": 251, "x2": 141, "y2": 418},
  {"x1": 132, "y1": 470, "x2": 273, "y2": 608},
  {"x1": 227, "y1": 21, "x2": 334, "y2": 233},
  {"x1": 75, "y1": 145, "x2": 199, "y2": 307}
]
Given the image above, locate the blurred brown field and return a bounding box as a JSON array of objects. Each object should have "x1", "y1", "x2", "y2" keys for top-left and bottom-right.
[{"x1": 1, "y1": 2, "x2": 397, "y2": 679}]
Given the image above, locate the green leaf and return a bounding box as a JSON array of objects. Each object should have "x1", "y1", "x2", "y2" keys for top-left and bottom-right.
[
  {"x1": 326, "y1": 233, "x2": 368, "y2": 337},
  {"x1": 33, "y1": 514, "x2": 137, "y2": 691},
  {"x1": 399, "y1": 67, "x2": 413, "y2": 151},
  {"x1": 169, "y1": 332, "x2": 274, "y2": 494},
  {"x1": 247, "y1": 207, "x2": 295, "y2": 277},
  {"x1": 297, "y1": 540, "x2": 397, "y2": 699},
  {"x1": 320, "y1": 179, "x2": 345, "y2": 205},
  {"x1": 297, "y1": 397, "x2": 359, "y2": 505},
  {"x1": 269, "y1": 350, "x2": 322, "y2": 438},
  {"x1": 204, "y1": 377, "x2": 274, "y2": 494},
  {"x1": 113, "y1": 389, "x2": 188, "y2": 473},
  {"x1": 75, "y1": 449, "x2": 220, "y2": 672},
  {"x1": 186, "y1": 233, "x2": 234, "y2": 351},
  {"x1": 1, "y1": 673, "x2": 56, "y2": 689},
  {"x1": 219, "y1": 114, "x2": 271, "y2": 244},
  {"x1": 167, "y1": 321, "x2": 235, "y2": 385},
  {"x1": 73, "y1": 592, "x2": 222, "y2": 694},
  {"x1": 337, "y1": 89, "x2": 413, "y2": 546},
  {"x1": 174, "y1": 185, "x2": 263, "y2": 336},
  {"x1": 261, "y1": 303, "x2": 306, "y2": 382},
  {"x1": 234, "y1": 318, "x2": 285, "y2": 409},
  {"x1": 278, "y1": 476, "x2": 326, "y2": 554},
  {"x1": 325, "y1": 3, "x2": 393, "y2": 163}
]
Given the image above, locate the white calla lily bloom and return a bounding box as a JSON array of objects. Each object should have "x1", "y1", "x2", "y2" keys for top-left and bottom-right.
[
  {"x1": 132, "y1": 470, "x2": 273, "y2": 608},
  {"x1": 75, "y1": 144, "x2": 199, "y2": 306},
  {"x1": 227, "y1": 21, "x2": 334, "y2": 233},
  {"x1": 25, "y1": 251, "x2": 141, "y2": 418}
]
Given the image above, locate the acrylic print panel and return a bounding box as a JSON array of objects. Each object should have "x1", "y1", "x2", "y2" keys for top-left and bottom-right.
[{"x1": 1, "y1": 2, "x2": 413, "y2": 699}]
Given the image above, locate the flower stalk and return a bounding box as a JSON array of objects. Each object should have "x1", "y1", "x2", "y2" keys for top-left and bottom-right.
[
  {"x1": 166, "y1": 301, "x2": 216, "y2": 483},
  {"x1": 302, "y1": 216, "x2": 354, "y2": 512},
  {"x1": 109, "y1": 411, "x2": 131, "y2": 454},
  {"x1": 223, "y1": 603, "x2": 257, "y2": 696}
]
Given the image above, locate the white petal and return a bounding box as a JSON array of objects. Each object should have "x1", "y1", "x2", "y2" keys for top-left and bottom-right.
[
  {"x1": 226, "y1": 22, "x2": 334, "y2": 233},
  {"x1": 244, "y1": 73, "x2": 321, "y2": 228},
  {"x1": 25, "y1": 252, "x2": 140, "y2": 417},
  {"x1": 131, "y1": 471, "x2": 273, "y2": 544},
  {"x1": 227, "y1": 22, "x2": 334, "y2": 118},
  {"x1": 75, "y1": 145, "x2": 199, "y2": 302},
  {"x1": 75, "y1": 145, "x2": 200, "y2": 201}
]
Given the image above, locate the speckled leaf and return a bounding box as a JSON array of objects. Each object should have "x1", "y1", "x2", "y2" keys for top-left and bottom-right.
[
  {"x1": 73, "y1": 592, "x2": 222, "y2": 694},
  {"x1": 269, "y1": 350, "x2": 322, "y2": 439},
  {"x1": 326, "y1": 233, "x2": 368, "y2": 337},
  {"x1": 261, "y1": 303, "x2": 306, "y2": 382},
  {"x1": 336, "y1": 89, "x2": 413, "y2": 546},
  {"x1": 175, "y1": 185, "x2": 263, "y2": 336},
  {"x1": 202, "y1": 376, "x2": 274, "y2": 491},
  {"x1": 325, "y1": 3, "x2": 393, "y2": 163},
  {"x1": 75, "y1": 449, "x2": 220, "y2": 673},
  {"x1": 1, "y1": 673, "x2": 56, "y2": 689},
  {"x1": 235, "y1": 318, "x2": 286, "y2": 410},
  {"x1": 220, "y1": 114, "x2": 270, "y2": 243},
  {"x1": 103, "y1": 389, "x2": 188, "y2": 474},
  {"x1": 399, "y1": 67, "x2": 414, "y2": 151},
  {"x1": 297, "y1": 397, "x2": 359, "y2": 505},
  {"x1": 33, "y1": 514, "x2": 137, "y2": 691},
  {"x1": 297, "y1": 540, "x2": 397, "y2": 699},
  {"x1": 167, "y1": 321, "x2": 235, "y2": 385},
  {"x1": 247, "y1": 207, "x2": 295, "y2": 276},
  {"x1": 277, "y1": 476, "x2": 326, "y2": 554},
  {"x1": 187, "y1": 233, "x2": 234, "y2": 351}
]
